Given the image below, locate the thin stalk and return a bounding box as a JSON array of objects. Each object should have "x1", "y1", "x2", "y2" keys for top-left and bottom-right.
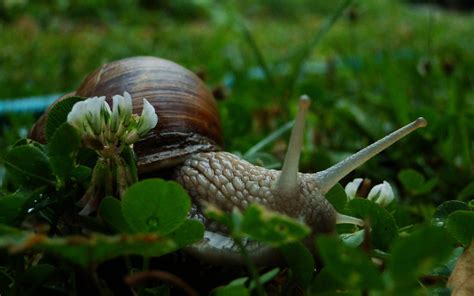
[
  {"x1": 234, "y1": 238, "x2": 265, "y2": 296},
  {"x1": 276, "y1": 96, "x2": 310, "y2": 194},
  {"x1": 142, "y1": 257, "x2": 150, "y2": 271},
  {"x1": 240, "y1": 20, "x2": 275, "y2": 87},
  {"x1": 244, "y1": 120, "x2": 294, "y2": 158},
  {"x1": 286, "y1": 0, "x2": 354, "y2": 99},
  {"x1": 104, "y1": 158, "x2": 114, "y2": 197},
  {"x1": 222, "y1": 1, "x2": 275, "y2": 87},
  {"x1": 92, "y1": 270, "x2": 112, "y2": 296}
]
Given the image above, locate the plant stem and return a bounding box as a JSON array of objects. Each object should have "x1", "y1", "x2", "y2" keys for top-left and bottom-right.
[
  {"x1": 234, "y1": 237, "x2": 265, "y2": 296},
  {"x1": 222, "y1": 1, "x2": 275, "y2": 88},
  {"x1": 240, "y1": 20, "x2": 275, "y2": 87},
  {"x1": 142, "y1": 256, "x2": 150, "y2": 271},
  {"x1": 286, "y1": 0, "x2": 354, "y2": 99},
  {"x1": 244, "y1": 120, "x2": 294, "y2": 159}
]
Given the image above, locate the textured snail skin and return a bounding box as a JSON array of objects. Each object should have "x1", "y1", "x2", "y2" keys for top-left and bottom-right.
[
  {"x1": 175, "y1": 152, "x2": 336, "y2": 234},
  {"x1": 174, "y1": 151, "x2": 337, "y2": 265}
]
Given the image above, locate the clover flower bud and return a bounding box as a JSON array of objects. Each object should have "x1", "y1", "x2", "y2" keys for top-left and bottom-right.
[
  {"x1": 344, "y1": 178, "x2": 363, "y2": 200},
  {"x1": 123, "y1": 130, "x2": 140, "y2": 145},
  {"x1": 367, "y1": 181, "x2": 394, "y2": 207}
]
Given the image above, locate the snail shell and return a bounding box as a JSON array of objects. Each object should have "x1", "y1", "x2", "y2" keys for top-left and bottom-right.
[{"x1": 30, "y1": 56, "x2": 223, "y2": 173}]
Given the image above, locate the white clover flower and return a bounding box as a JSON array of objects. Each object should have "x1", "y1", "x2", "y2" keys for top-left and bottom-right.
[
  {"x1": 367, "y1": 181, "x2": 395, "y2": 207},
  {"x1": 85, "y1": 96, "x2": 107, "y2": 135},
  {"x1": 67, "y1": 96, "x2": 107, "y2": 136},
  {"x1": 111, "y1": 92, "x2": 132, "y2": 133},
  {"x1": 67, "y1": 92, "x2": 158, "y2": 151},
  {"x1": 136, "y1": 99, "x2": 158, "y2": 136},
  {"x1": 67, "y1": 100, "x2": 87, "y2": 131},
  {"x1": 344, "y1": 178, "x2": 363, "y2": 200}
]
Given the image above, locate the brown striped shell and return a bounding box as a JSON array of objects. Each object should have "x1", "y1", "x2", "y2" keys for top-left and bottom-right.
[{"x1": 30, "y1": 56, "x2": 223, "y2": 173}]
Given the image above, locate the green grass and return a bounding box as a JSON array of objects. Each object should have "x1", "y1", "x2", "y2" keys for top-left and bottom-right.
[
  {"x1": 0, "y1": 1, "x2": 473, "y2": 294},
  {"x1": 1, "y1": 0, "x2": 473, "y2": 200}
]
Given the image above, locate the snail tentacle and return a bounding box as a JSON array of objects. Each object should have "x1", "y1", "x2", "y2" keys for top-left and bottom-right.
[
  {"x1": 314, "y1": 117, "x2": 428, "y2": 194},
  {"x1": 335, "y1": 213, "x2": 364, "y2": 226},
  {"x1": 275, "y1": 95, "x2": 311, "y2": 196}
]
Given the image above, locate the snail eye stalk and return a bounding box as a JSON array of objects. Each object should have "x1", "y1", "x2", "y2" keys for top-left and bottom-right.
[
  {"x1": 314, "y1": 117, "x2": 427, "y2": 194},
  {"x1": 275, "y1": 95, "x2": 311, "y2": 196}
]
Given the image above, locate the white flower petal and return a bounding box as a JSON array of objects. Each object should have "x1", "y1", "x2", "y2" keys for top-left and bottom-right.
[
  {"x1": 67, "y1": 96, "x2": 108, "y2": 137},
  {"x1": 367, "y1": 184, "x2": 381, "y2": 201},
  {"x1": 136, "y1": 99, "x2": 158, "y2": 136},
  {"x1": 344, "y1": 178, "x2": 363, "y2": 200},
  {"x1": 123, "y1": 91, "x2": 133, "y2": 116},
  {"x1": 111, "y1": 94, "x2": 124, "y2": 131},
  {"x1": 368, "y1": 181, "x2": 394, "y2": 207},
  {"x1": 111, "y1": 92, "x2": 133, "y2": 132},
  {"x1": 102, "y1": 100, "x2": 111, "y2": 114},
  {"x1": 86, "y1": 96, "x2": 106, "y2": 135},
  {"x1": 67, "y1": 100, "x2": 87, "y2": 129}
]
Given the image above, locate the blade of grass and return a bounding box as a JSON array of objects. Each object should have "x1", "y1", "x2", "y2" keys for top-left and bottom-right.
[
  {"x1": 221, "y1": 2, "x2": 275, "y2": 88},
  {"x1": 285, "y1": 0, "x2": 354, "y2": 99},
  {"x1": 239, "y1": 20, "x2": 276, "y2": 87},
  {"x1": 243, "y1": 120, "x2": 294, "y2": 158}
]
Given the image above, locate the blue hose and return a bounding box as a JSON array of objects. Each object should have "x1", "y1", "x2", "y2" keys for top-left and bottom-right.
[{"x1": 0, "y1": 94, "x2": 63, "y2": 115}]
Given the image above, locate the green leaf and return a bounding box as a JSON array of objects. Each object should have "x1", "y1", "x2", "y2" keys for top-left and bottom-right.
[
  {"x1": 214, "y1": 268, "x2": 279, "y2": 295},
  {"x1": 0, "y1": 193, "x2": 30, "y2": 225},
  {"x1": 446, "y1": 211, "x2": 474, "y2": 246},
  {"x1": 15, "y1": 264, "x2": 56, "y2": 295},
  {"x1": 419, "y1": 178, "x2": 438, "y2": 194},
  {"x1": 240, "y1": 204, "x2": 310, "y2": 246},
  {"x1": 4, "y1": 145, "x2": 55, "y2": 188},
  {"x1": 248, "y1": 268, "x2": 280, "y2": 290},
  {"x1": 316, "y1": 235, "x2": 383, "y2": 289},
  {"x1": 0, "y1": 224, "x2": 23, "y2": 235},
  {"x1": 309, "y1": 268, "x2": 345, "y2": 295},
  {"x1": 76, "y1": 148, "x2": 99, "y2": 168},
  {"x1": 346, "y1": 198, "x2": 398, "y2": 250},
  {"x1": 70, "y1": 165, "x2": 92, "y2": 185},
  {"x1": 12, "y1": 138, "x2": 44, "y2": 150},
  {"x1": 121, "y1": 179, "x2": 191, "y2": 235},
  {"x1": 213, "y1": 285, "x2": 249, "y2": 296},
  {"x1": 98, "y1": 197, "x2": 131, "y2": 233},
  {"x1": 326, "y1": 183, "x2": 347, "y2": 212},
  {"x1": 205, "y1": 204, "x2": 235, "y2": 230},
  {"x1": 398, "y1": 168, "x2": 425, "y2": 190},
  {"x1": 431, "y1": 247, "x2": 463, "y2": 277},
  {"x1": 168, "y1": 219, "x2": 205, "y2": 248},
  {"x1": 0, "y1": 231, "x2": 177, "y2": 268},
  {"x1": 389, "y1": 225, "x2": 452, "y2": 288},
  {"x1": 121, "y1": 146, "x2": 138, "y2": 183},
  {"x1": 279, "y1": 242, "x2": 314, "y2": 287},
  {"x1": 458, "y1": 181, "x2": 474, "y2": 201},
  {"x1": 398, "y1": 169, "x2": 436, "y2": 194},
  {"x1": 44, "y1": 96, "x2": 84, "y2": 142},
  {"x1": 48, "y1": 123, "x2": 80, "y2": 181},
  {"x1": 432, "y1": 200, "x2": 469, "y2": 227}
]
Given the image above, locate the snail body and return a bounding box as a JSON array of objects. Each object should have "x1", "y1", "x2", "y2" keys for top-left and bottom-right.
[{"x1": 30, "y1": 56, "x2": 427, "y2": 265}]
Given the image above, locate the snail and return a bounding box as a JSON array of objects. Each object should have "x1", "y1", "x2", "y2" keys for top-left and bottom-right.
[{"x1": 30, "y1": 56, "x2": 427, "y2": 265}]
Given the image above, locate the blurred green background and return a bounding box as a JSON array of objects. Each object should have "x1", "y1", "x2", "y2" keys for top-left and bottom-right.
[{"x1": 0, "y1": 0, "x2": 473, "y2": 220}]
